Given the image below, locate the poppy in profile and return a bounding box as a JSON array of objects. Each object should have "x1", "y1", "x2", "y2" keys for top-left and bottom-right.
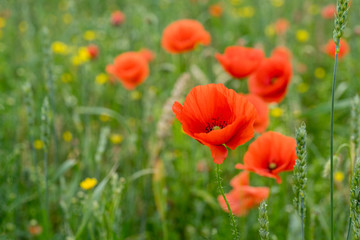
[
  {"x1": 243, "y1": 94, "x2": 269, "y2": 133},
  {"x1": 173, "y1": 83, "x2": 257, "y2": 164},
  {"x1": 321, "y1": 4, "x2": 336, "y2": 19},
  {"x1": 215, "y1": 46, "x2": 264, "y2": 79},
  {"x1": 111, "y1": 10, "x2": 125, "y2": 26},
  {"x1": 87, "y1": 44, "x2": 99, "y2": 60},
  {"x1": 209, "y1": 4, "x2": 223, "y2": 17},
  {"x1": 235, "y1": 131, "x2": 297, "y2": 183},
  {"x1": 325, "y1": 39, "x2": 349, "y2": 59},
  {"x1": 106, "y1": 52, "x2": 149, "y2": 90},
  {"x1": 161, "y1": 19, "x2": 211, "y2": 54},
  {"x1": 274, "y1": 18, "x2": 290, "y2": 35},
  {"x1": 248, "y1": 48, "x2": 292, "y2": 103},
  {"x1": 218, "y1": 171, "x2": 270, "y2": 216}
]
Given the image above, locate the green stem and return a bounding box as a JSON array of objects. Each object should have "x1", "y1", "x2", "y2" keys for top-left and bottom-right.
[
  {"x1": 330, "y1": 41, "x2": 340, "y2": 240},
  {"x1": 346, "y1": 217, "x2": 352, "y2": 240},
  {"x1": 301, "y1": 196, "x2": 305, "y2": 240},
  {"x1": 216, "y1": 164, "x2": 239, "y2": 240}
]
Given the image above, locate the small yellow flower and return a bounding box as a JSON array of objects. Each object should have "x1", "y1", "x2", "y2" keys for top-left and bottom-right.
[
  {"x1": 63, "y1": 131, "x2": 73, "y2": 142},
  {"x1": 78, "y1": 47, "x2": 90, "y2": 62},
  {"x1": 296, "y1": 30, "x2": 309, "y2": 43},
  {"x1": 83, "y1": 30, "x2": 96, "y2": 41},
  {"x1": 271, "y1": 107, "x2": 283, "y2": 118},
  {"x1": 99, "y1": 114, "x2": 111, "y2": 122},
  {"x1": 271, "y1": 0, "x2": 284, "y2": 7},
  {"x1": 334, "y1": 171, "x2": 344, "y2": 182},
  {"x1": 110, "y1": 134, "x2": 123, "y2": 144},
  {"x1": 63, "y1": 13, "x2": 73, "y2": 24},
  {"x1": 297, "y1": 83, "x2": 309, "y2": 93},
  {"x1": 237, "y1": 6, "x2": 255, "y2": 18},
  {"x1": 131, "y1": 91, "x2": 142, "y2": 100},
  {"x1": 0, "y1": 17, "x2": 6, "y2": 28},
  {"x1": 33, "y1": 140, "x2": 44, "y2": 150},
  {"x1": 95, "y1": 73, "x2": 108, "y2": 85},
  {"x1": 52, "y1": 41, "x2": 69, "y2": 55},
  {"x1": 265, "y1": 24, "x2": 275, "y2": 37},
  {"x1": 80, "y1": 178, "x2": 97, "y2": 190},
  {"x1": 230, "y1": 0, "x2": 242, "y2": 6},
  {"x1": 19, "y1": 21, "x2": 27, "y2": 33},
  {"x1": 308, "y1": 4, "x2": 320, "y2": 15},
  {"x1": 314, "y1": 67, "x2": 326, "y2": 79},
  {"x1": 61, "y1": 73, "x2": 73, "y2": 83}
]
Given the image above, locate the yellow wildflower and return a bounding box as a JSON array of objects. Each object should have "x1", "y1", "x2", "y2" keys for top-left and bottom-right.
[
  {"x1": 296, "y1": 30, "x2": 309, "y2": 43},
  {"x1": 334, "y1": 171, "x2": 344, "y2": 182},
  {"x1": 237, "y1": 6, "x2": 255, "y2": 18},
  {"x1": 99, "y1": 114, "x2": 111, "y2": 122},
  {"x1": 297, "y1": 83, "x2": 309, "y2": 93},
  {"x1": 314, "y1": 67, "x2": 326, "y2": 79},
  {"x1": 83, "y1": 30, "x2": 96, "y2": 41},
  {"x1": 265, "y1": 24, "x2": 275, "y2": 37},
  {"x1": 61, "y1": 73, "x2": 73, "y2": 83},
  {"x1": 0, "y1": 17, "x2": 6, "y2": 28},
  {"x1": 52, "y1": 41, "x2": 69, "y2": 55},
  {"x1": 63, "y1": 14, "x2": 73, "y2": 24},
  {"x1": 80, "y1": 178, "x2": 97, "y2": 190},
  {"x1": 131, "y1": 91, "x2": 142, "y2": 100},
  {"x1": 271, "y1": 107, "x2": 283, "y2": 118},
  {"x1": 271, "y1": 0, "x2": 284, "y2": 7},
  {"x1": 33, "y1": 140, "x2": 44, "y2": 150},
  {"x1": 308, "y1": 4, "x2": 320, "y2": 15},
  {"x1": 95, "y1": 73, "x2": 108, "y2": 85},
  {"x1": 110, "y1": 134, "x2": 123, "y2": 144},
  {"x1": 19, "y1": 21, "x2": 27, "y2": 33},
  {"x1": 63, "y1": 131, "x2": 72, "y2": 142},
  {"x1": 230, "y1": 0, "x2": 242, "y2": 6}
]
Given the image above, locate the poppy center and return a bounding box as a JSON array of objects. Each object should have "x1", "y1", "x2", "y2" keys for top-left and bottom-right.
[
  {"x1": 268, "y1": 163, "x2": 277, "y2": 170},
  {"x1": 205, "y1": 118, "x2": 228, "y2": 133}
]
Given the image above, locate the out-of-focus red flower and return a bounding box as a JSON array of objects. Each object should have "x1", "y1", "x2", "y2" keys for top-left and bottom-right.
[
  {"x1": 139, "y1": 48, "x2": 155, "y2": 62},
  {"x1": 235, "y1": 131, "x2": 297, "y2": 183},
  {"x1": 218, "y1": 171, "x2": 270, "y2": 216},
  {"x1": 243, "y1": 94, "x2": 269, "y2": 133},
  {"x1": 161, "y1": 19, "x2": 211, "y2": 54},
  {"x1": 215, "y1": 46, "x2": 264, "y2": 79},
  {"x1": 111, "y1": 10, "x2": 125, "y2": 26},
  {"x1": 87, "y1": 44, "x2": 99, "y2": 60},
  {"x1": 248, "y1": 47, "x2": 292, "y2": 103},
  {"x1": 274, "y1": 18, "x2": 290, "y2": 35},
  {"x1": 173, "y1": 83, "x2": 257, "y2": 164},
  {"x1": 325, "y1": 39, "x2": 349, "y2": 59},
  {"x1": 209, "y1": 3, "x2": 223, "y2": 17},
  {"x1": 106, "y1": 52, "x2": 149, "y2": 90},
  {"x1": 321, "y1": 4, "x2": 336, "y2": 19},
  {"x1": 28, "y1": 225, "x2": 43, "y2": 236}
]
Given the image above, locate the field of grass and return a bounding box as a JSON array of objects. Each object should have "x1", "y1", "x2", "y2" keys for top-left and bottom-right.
[{"x1": 0, "y1": 0, "x2": 360, "y2": 239}]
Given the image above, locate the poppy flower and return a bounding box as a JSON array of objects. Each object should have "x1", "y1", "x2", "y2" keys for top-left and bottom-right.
[
  {"x1": 111, "y1": 10, "x2": 125, "y2": 26},
  {"x1": 209, "y1": 4, "x2": 223, "y2": 17},
  {"x1": 173, "y1": 83, "x2": 257, "y2": 164},
  {"x1": 139, "y1": 48, "x2": 155, "y2": 62},
  {"x1": 321, "y1": 4, "x2": 336, "y2": 19},
  {"x1": 243, "y1": 94, "x2": 269, "y2": 133},
  {"x1": 87, "y1": 44, "x2": 99, "y2": 60},
  {"x1": 161, "y1": 19, "x2": 211, "y2": 54},
  {"x1": 274, "y1": 18, "x2": 290, "y2": 35},
  {"x1": 106, "y1": 52, "x2": 149, "y2": 90},
  {"x1": 218, "y1": 171, "x2": 270, "y2": 216},
  {"x1": 325, "y1": 39, "x2": 349, "y2": 59},
  {"x1": 235, "y1": 131, "x2": 297, "y2": 183},
  {"x1": 248, "y1": 48, "x2": 292, "y2": 103},
  {"x1": 215, "y1": 46, "x2": 265, "y2": 79}
]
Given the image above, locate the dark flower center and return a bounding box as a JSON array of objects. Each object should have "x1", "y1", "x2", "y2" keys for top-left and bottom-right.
[
  {"x1": 268, "y1": 163, "x2": 277, "y2": 171},
  {"x1": 205, "y1": 118, "x2": 228, "y2": 133}
]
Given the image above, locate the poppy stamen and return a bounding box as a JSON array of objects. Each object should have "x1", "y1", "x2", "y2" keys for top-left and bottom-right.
[
  {"x1": 205, "y1": 118, "x2": 228, "y2": 133},
  {"x1": 268, "y1": 163, "x2": 277, "y2": 171}
]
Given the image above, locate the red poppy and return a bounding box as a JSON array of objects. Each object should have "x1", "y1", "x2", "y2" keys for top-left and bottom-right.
[
  {"x1": 139, "y1": 48, "x2": 155, "y2": 62},
  {"x1": 173, "y1": 83, "x2": 257, "y2": 164},
  {"x1": 325, "y1": 39, "x2": 349, "y2": 59},
  {"x1": 271, "y1": 46, "x2": 292, "y2": 61},
  {"x1": 235, "y1": 131, "x2": 297, "y2": 183},
  {"x1": 218, "y1": 171, "x2": 270, "y2": 216},
  {"x1": 321, "y1": 4, "x2": 336, "y2": 19},
  {"x1": 274, "y1": 18, "x2": 290, "y2": 35},
  {"x1": 209, "y1": 4, "x2": 223, "y2": 17},
  {"x1": 243, "y1": 94, "x2": 269, "y2": 133},
  {"x1": 111, "y1": 10, "x2": 125, "y2": 26},
  {"x1": 248, "y1": 48, "x2": 292, "y2": 103},
  {"x1": 161, "y1": 19, "x2": 211, "y2": 54},
  {"x1": 215, "y1": 46, "x2": 264, "y2": 79},
  {"x1": 87, "y1": 44, "x2": 99, "y2": 60},
  {"x1": 106, "y1": 52, "x2": 149, "y2": 90}
]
